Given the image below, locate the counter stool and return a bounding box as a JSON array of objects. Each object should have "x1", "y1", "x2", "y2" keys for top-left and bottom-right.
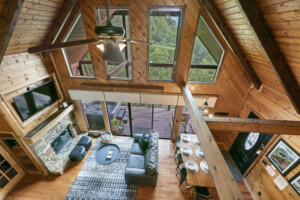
[
  {"x1": 178, "y1": 167, "x2": 187, "y2": 187},
  {"x1": 174, "y1": 141, "x2": 180, "y2": 158},
  {"x1": 194, "y1": 187, "x2": 217, "y2": 200},
  {"x1": 176, "y1": 153, "x2": 184, "y2": 171}
]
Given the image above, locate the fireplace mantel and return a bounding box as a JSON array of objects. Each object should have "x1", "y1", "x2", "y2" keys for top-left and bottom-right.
[{"x1": 24, "y1": 104, "x2": 74, "y2": 144}]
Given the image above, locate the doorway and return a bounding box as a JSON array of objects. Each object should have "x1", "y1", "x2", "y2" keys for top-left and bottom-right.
[{"x1": 229, "y1": 112, "x2": 273, "y2": 175}]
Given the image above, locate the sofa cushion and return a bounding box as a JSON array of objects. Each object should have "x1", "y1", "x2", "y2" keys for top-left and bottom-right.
[
  {"x1": 145, "y1": 148, "x2": 157, "y2": 176},
  {"x1": 131, "y1": 142, "x2": 144, "y2": 155},
  {"x1": 148, "y1": 131, "x2": 159, "y2": 150},
  {"x1": 127, "y1": 154, "x2": 145, "y2": 169},
  {"x1": 139, "y1": 133, "x2": 149, "y2": 152}
]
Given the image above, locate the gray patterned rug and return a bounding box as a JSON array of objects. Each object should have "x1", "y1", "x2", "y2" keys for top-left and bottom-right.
[{"x1": 65, "y1": 137, "x2": 137, "y2": 200}]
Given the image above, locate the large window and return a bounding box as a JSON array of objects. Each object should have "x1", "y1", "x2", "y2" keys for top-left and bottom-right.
[
  {"x1": 96, "y1": 8, "x2": 132, "y2": 80},
  {"x1": 63, "y1": 14, "x2": 95, "y2": 78},
  {"x1": 149, "y1": 8, "x2": 182, "y2": 81},
  {"x1": 188, "y1": 16, "x2": 224, "y2": 83}
]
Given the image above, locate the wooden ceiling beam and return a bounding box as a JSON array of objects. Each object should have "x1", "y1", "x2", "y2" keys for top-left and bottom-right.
[
  {"x1": 182, "y1": 85, "x2": 244, "y2": 200},
  {"x1": 204, "y1": 117, "x2": 300, "y2": 135},
  {"x1": 0, "y1": 0, "x2": 24, "y2": 64},
  {"x1": 41, "y1": 0, "x2": 78, "y2": 58},
  {"x1": 199, "y1": 0, "x2": 262, "y2": 90},
  {"x1": 233, "y1": 0, "x2": 300, "y2": 114}
]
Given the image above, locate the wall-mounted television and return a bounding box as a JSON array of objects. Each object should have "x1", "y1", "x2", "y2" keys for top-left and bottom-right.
[{"x1": 13, "y1": 80, "x2": 59, "y2": 121}]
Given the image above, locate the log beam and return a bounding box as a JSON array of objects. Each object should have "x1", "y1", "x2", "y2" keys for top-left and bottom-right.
[
  {"x1": 234, "y1": 0, "x2": 300, "y2": 114},
  {"x1": 199, "y1": 0, "x2": 261, "y2": 90},
  {"x1": 100, "y1": 101, "x2": 111, "y2": 133},
  {"x1": 41, "y1": 0, "x2": 78, "y2": 58},
  {"x1": 171, "y1": 106, "x2": 183, "y2": 142},
  {"x1": 205, "y1": 117, "x2": 300, "y2": 135},
  {"x1": 0, "y1": 0, "x2": 24, "y2": 64},
  {"x1": 182, "y1": 85, "x2": 243, "y2": 200}
]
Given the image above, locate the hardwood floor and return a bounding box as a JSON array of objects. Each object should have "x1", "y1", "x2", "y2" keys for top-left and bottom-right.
[{"x1": 5, "y1": 139, "x2": 252, "y2": 200}]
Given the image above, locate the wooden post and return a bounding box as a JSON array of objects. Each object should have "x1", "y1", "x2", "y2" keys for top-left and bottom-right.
[
  {"x1": 171, "y1": 106, "x2": 183, "y2": 142},
  {"x1": 100, "y1": 101, "x2": 111, "y2": 133},
  {"x1": 182, "y1": 85, "x2": 243, "y2": 200}
]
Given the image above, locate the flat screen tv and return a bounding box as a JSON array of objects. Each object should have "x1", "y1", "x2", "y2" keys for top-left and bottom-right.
[{"x1": 13, "y1": 80, "x2": 58, "y2": 121}]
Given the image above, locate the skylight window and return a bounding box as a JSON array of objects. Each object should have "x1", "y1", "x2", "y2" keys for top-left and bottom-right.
[
  {"x1": 63, "y1": 14, "x2": 95, "y2": 78},
  {"x1": 96, "y1": 8, "x2": 131, "y2": 80},
  {"x1": 188, "y1": 16, "x2": 224, "y2": 83},
  {"x1": 148, "y1": 8, "x2": 182, "y2": 81}
]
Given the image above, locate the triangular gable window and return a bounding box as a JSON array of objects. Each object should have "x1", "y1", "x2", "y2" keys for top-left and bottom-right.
[
  {"x1": 62, "y1": 14, "x2": 95, "y2": 78},
  {"x1": 188, "y1": 16, "x2": 224, "y2": 83}
]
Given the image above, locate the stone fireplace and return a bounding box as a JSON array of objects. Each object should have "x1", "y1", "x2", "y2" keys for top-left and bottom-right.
[{"x1": 29, "y1": 112, "x2": 85, "y2": 175}]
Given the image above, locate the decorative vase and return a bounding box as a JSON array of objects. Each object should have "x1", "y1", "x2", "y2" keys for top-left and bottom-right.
[{"x1": 101, "y1": 131, "x2": 113, "y2": 144}]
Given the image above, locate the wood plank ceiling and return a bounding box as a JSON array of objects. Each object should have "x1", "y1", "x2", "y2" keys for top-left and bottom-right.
[
  {"x1": 213, "y1": 0, "x2": 300, "y2": 94},
  {"x1": 4, "y1": 0, "x2": 65, "y2": 56}
]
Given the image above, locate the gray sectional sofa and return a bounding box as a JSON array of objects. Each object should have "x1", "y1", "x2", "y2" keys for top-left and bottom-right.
[{"x1": 125, "y1": 131, "x2": 159, "y2": 187}]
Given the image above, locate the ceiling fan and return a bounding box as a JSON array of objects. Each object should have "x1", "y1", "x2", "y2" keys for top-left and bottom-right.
[{"x1": 28, "y1": 0, "x2": 150, "y2": 63}]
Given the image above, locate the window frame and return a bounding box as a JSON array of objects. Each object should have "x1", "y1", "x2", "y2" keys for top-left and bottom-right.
[
  {"x1": 95, "y1": 6, "x2": 133, "y2": 81},
  {"x1": 187, "y1": 15, "x2": 225, "y2": 84},
  {"x1": 62, "y1": 12, "x2": 96, "y2": 79},
  {"x1": 147, "y1": 6, "x2": 184, "y2": 82}
]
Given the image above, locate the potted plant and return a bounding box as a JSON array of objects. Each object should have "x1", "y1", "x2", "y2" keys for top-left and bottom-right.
[
  {"x1": 110, "y1": 118, "x2": 119, "y2": 133},
  {"x1": 118, "y1": 123, "x2": 126, "y2": 133}
]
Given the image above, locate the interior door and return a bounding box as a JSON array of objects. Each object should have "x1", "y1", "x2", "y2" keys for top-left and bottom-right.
[
  {"x1": 229, "y1": 112, "x2": 273, "y2": 175},
  {"x1": 0, "y1": 144, "x2": 25, "y2": 199}
]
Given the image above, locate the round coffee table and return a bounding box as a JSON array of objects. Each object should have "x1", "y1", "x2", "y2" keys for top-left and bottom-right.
[{"x1": 96, "y1": 144, "x2": 120, "y2": 165}]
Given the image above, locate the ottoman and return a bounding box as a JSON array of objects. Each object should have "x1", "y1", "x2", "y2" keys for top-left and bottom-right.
[
  {"x1": 69, "y1": 146, "x2": 86, "y2": 162},
  {"x1": 77, "y1": 136, "x2": 92, "y2": 150}
]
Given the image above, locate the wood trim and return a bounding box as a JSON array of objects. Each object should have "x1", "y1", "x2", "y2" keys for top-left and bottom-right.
[
  {"x1": 234, "y1": 0, "x2": 300, "y2": 114},
  {"x1": 100, "y1": 101, "x2": 111, "y2": 133},
  {"x1": 199, "y1": 0, "x2": 262, "y2": 90},
  {"x1": 41, "y1": 0, "x2": 79, "y2": 58},
  {"x1": 0, "y1": 0, "x2": 24, "y2": 64},
  {"x1": 182, "y1": 85, "x2": 243, "y2": 200},
  {"x1": 23, "y1": 105, "x2": 74, "y2": 144},
  {"x1": 205, "y1": 117, "x2": 300, "y2": 135},
  {"x1": 80, "y1": 83, "x2": 164, "y2": 92}
]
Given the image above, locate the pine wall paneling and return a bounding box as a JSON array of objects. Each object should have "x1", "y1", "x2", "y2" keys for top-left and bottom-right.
[
  {"x1": 4, "y1": 0, "x2": 65, "y2": 56},
  {"x1": 223, "y1": 84, "x2": 300, "y2": 199}
]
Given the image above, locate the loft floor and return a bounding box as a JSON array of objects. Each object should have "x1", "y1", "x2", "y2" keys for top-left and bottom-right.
[{"x1": 5, "y1": 139, "x2": 252, "y2": 200}]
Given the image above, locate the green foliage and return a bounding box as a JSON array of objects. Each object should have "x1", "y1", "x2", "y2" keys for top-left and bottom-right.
[
  {"x1": 191, "y1": 37, "x2": 217, "y2": 65},
  {"x1": 188, "y1": 68, "x2": 216, "y2": 82}
]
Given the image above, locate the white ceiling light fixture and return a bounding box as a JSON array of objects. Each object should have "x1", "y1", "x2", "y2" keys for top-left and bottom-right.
[{"x1": 96, "y1": 40, "x2": 125, "y2": 63}]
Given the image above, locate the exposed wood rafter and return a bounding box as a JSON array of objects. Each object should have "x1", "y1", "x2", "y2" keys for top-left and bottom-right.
[
  {"x1": 0, "y1": 0, "x2": 24, "y2": 64},
  {"x1": 182, "y1": 85, "x2": 244, "y2": 200},
  {"x1": 234, "y1": 0, "x2": 300, "y2": 114},
  {"x1": 41, "y1": 0, "x2": 78, "y2": 58},
  {"x1": 205, "y1": 117, "x2": 300, "y2": 135},
  {"x1": 199, "y1": 0, "x2": 262, "y2": 90}
]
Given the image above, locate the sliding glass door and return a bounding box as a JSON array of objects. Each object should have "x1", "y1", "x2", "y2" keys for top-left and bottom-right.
[{"x1": 81, "y1": 100, "x2": 175, "y2": 139}]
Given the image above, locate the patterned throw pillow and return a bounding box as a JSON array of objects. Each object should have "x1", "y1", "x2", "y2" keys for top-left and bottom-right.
[
  {"x1": 145, "y1": 148, "x2": 157, "y2": 176},
  {"x1": 139, "y1": 133, "x2": 149, "y2": 152}
]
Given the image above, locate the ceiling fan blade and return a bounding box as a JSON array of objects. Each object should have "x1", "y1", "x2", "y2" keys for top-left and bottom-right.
[
  {"x1": 119, "y1": 38, "x2": 151, "y2": 45},
  {"x1": 28, "y1": 38, "x2": 101, "y2": 54}
]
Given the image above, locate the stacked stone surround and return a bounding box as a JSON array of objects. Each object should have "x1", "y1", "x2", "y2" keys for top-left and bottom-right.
[{"x1": 29, "y1": 112, "x2": 85, "y2": 175}]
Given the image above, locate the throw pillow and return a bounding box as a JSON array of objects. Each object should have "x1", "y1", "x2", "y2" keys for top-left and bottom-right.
[
  {"x1": 139, "y1": 133, "x2": 149, "y2": 152},
  {"x1": 145, "y1": 148, "x2": 157, "y2": 176}
]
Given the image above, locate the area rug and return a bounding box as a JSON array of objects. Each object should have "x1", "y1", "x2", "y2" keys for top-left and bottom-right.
[{"x1": 65, "y1": 137, "x2": 137, "y2": 200}]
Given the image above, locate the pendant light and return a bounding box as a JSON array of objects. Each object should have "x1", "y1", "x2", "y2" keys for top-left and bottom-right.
[{"x1": 97, "y1": 40, "x2": 125, "y2": 63}]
